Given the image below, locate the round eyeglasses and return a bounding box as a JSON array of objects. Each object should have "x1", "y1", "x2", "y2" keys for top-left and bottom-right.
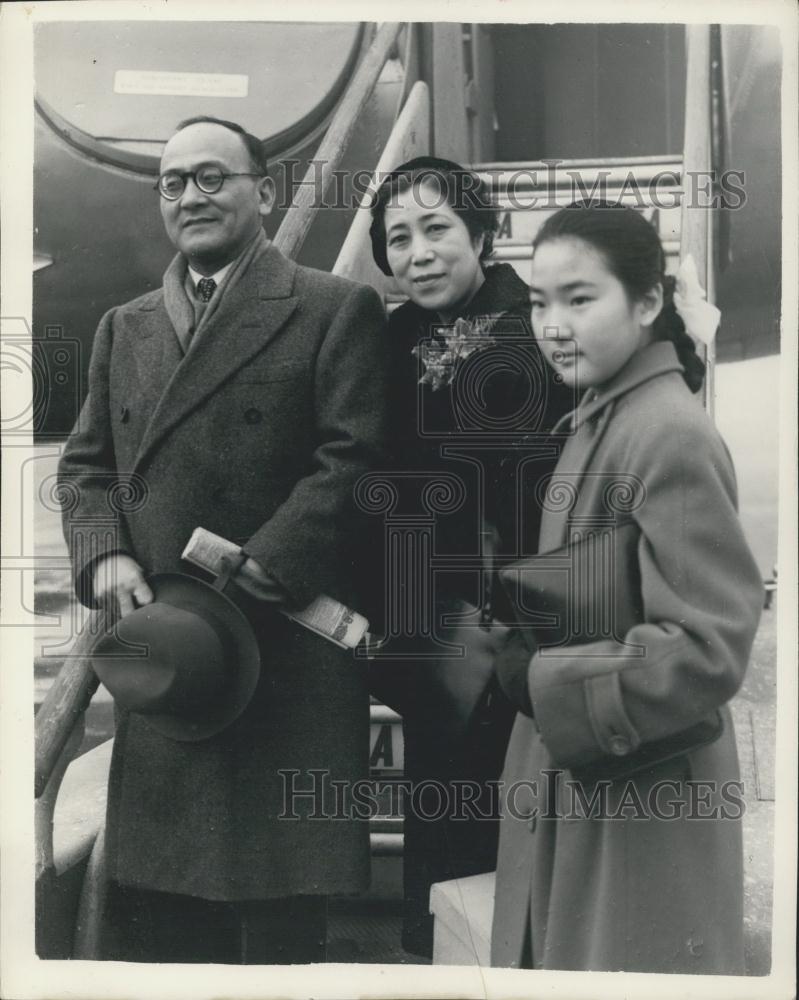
[{"x1": 155, "y1": 166, "x2": 264, "y2": 200}]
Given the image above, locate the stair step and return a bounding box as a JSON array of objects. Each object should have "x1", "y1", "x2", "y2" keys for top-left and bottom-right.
[
  {"x1": 370, "y1": 816, "x2": 403, "y2": 834},
  {"x1": 370, "y1": 832, "x2": 404, "y2": 857},
  {"x1": 473, "y1": 155, "x2": 683, "y2": 195},
  {"x1": 369, "y1": 703, "x2": 404, "y2": 774},
  {"x1": 380, "y1": 157, "x2": 685, "y2": 302},
  {"x1": 472, "y1": 158, "x2": 683, "y2": 286}
]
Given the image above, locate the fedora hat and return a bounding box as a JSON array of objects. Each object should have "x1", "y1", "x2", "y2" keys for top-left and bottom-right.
[{"x1": 92, "y1": 573, "x2": 261, "y2": 742}]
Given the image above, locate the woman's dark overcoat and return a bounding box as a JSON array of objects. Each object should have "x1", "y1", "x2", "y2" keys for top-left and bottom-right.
[
  {"x1": 490, "y1": 341, "x2": 764, "y2": 973},
  {"x1": 371, "y1": 262, "x2": 574, "y2": 955}
]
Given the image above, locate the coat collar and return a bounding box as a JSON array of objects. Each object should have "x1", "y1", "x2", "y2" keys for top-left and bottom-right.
[
  {"x1": 131, "y1": 243, "x2": 298, "y2": 473},
  {"x1": 459, "y1": 262, "x2": 530, "y2": 320},
  {"x1": 539, "y1": 341, "x2": 686, "y2": 552},
  {"x1": 551, "y1": 340, "x2": 685, "y2": 434}
]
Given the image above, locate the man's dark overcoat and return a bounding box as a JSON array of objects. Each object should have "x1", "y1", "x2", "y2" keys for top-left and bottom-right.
[{"x1": 58, "y1": 242, "x2": 387, "y2": 900}]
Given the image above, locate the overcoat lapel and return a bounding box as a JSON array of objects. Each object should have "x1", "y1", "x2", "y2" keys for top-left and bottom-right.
[
  {"x1": 127, "y1": 297, "x2": 185, "y2": 424},
  {"x1": 131, "y1": 245, "x2": 298, "y2": 473},
  {"x1": 538, "y1": 407, "x2": 614, "y2": 552},
  {"x1": 537, "y1": 341, "x2": 686, "y2": 552}
]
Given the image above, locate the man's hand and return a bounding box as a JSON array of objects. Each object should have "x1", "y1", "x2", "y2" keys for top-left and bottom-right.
[
  {"x1": 93, "y1": 554, "x2": 153, "y2": 617},
  {"x1": 235, "y1": 557, "x2": 287, "y2": 604}
]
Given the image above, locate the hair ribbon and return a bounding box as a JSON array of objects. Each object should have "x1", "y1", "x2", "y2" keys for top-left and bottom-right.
[{"x1": 673, "y1": 254, "x2": 721, "y2": 346}]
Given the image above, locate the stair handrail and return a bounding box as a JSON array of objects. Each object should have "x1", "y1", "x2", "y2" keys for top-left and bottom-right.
[
  {"x1": 35, "y1": 612, "x2": 102, "y2": 799},
  {"x1": 333, "y1": 79, "x2": 430, "y2": 286},
  {"x1": 273, "y1": 21, "x2": 404, "y2": 261},
  {"x1": 680, "y1": 24, "x2": 716, "y2": 415}
]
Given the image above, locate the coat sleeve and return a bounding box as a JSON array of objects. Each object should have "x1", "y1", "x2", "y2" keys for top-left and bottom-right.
[
  {"x1": 527, "y1": 414, "x2": 764, "y2": 770},
  {"x1": 57, "y1": 307, "x2": 137, "y2": 608},
  {"x1": 241, "y1": 282, "x2": 388, "y2": 609}
]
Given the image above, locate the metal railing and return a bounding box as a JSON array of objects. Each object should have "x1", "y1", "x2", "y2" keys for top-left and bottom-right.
[
  {"x1": 273, "y1": 22, "x2": 404, "y2": 261},
  {"x1": 680, "y1": 24, "x2": 716, "y2": 416}
]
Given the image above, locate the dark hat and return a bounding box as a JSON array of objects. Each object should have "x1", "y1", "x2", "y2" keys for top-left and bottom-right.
[{"x1": 91, "y1": 573, "x2": 261, "y2": 742}]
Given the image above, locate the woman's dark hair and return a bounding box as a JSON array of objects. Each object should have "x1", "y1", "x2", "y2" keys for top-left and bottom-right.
[
  {"x1": 369, "y1": 156, "x2": 498, "y2": 277},
  {"x1": 533, "y1": 201, "x2": 706, "y2": 393}
]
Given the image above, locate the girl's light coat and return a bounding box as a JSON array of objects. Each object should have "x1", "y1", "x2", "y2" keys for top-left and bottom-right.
[{"x1": 491, "y1": 341, "x2": 764, "y2": 973}]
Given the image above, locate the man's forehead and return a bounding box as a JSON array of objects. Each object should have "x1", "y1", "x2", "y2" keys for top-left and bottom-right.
[{"x1": 160, "y1": 122, "x2": 250, "y2": 170}]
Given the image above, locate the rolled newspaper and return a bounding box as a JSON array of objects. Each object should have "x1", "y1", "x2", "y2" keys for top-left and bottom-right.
[{"x1": 182, "y1": 527, "x2": 369, "y2": 650}]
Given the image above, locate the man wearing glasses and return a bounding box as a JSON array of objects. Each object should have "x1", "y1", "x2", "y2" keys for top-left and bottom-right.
[{"x1": 58, "y1": 116, "x2": 387, "y2": 963}]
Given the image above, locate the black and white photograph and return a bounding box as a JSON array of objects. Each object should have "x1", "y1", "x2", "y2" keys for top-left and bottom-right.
[{"x1": 0, "y1": 1, "x2": 795, "y2": 998}]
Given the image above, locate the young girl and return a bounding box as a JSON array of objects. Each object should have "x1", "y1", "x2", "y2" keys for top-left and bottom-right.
[{"x1": 490, "y1": 203, "x2": 764, "y2": 973}]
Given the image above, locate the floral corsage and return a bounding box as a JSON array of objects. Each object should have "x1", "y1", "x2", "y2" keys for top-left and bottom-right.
[{"x1": 412, "y1": 315, "x2": 499, "y2": 390}]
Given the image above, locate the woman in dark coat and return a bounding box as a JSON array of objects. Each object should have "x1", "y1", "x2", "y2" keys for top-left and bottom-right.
[{"x1": 368, "y1": 157, "x2": 573, "y2": 956}]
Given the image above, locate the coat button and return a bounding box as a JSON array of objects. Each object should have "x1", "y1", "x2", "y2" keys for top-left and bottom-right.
[
  {"x1": 244, "y1": 407, "x2": 262, "y2": 424},
  {"x1": 120, "y1": 405, "x2": 130, "y2": 423},
  {"x1": 608, "y1": 734, "x2": 631, "y2": 756}
]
